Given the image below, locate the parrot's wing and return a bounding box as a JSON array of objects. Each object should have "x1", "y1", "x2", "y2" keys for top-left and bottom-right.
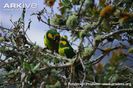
[{"x1": 64, "y1": 47, "x2": 76, "y2": 58}]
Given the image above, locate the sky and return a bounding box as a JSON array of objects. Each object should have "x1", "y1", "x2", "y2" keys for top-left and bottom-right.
[{"x1": 0, "y1": 0, "x2": 48, "y2": 47}]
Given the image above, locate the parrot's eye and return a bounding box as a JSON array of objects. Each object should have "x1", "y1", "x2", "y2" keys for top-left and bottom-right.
[
  {"x1": 54, "y1": 34, "x2": 60, "y2": 39},
  {"x1": 48, "y1": 33, "x2": 54, "y2": 39},
  {"x1": 60, "y1": 41, "x2": 67, "y2": 45}
]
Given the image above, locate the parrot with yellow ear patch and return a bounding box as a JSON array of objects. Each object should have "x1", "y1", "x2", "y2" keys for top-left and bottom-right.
[
  {"x1": 58, "y1": 36, "x2": 83, "y2": 80},
  {"x1": 44, "y1": 29, "x2": 60, "y2": 53},
  {"x1": 58, "y1": 36, "x2": 76, "y2": 58}
]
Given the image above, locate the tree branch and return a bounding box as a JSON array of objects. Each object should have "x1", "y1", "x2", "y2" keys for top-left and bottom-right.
[{"x1": 102, "y1": 29, "x2": 133, "y2": 40}]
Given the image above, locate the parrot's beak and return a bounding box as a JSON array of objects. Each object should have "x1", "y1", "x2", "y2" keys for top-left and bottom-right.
[{"x1": 54, "y1": 36, "x2": 60, "y2": 43}]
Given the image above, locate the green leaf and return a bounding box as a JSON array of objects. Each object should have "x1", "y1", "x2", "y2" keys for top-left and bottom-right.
[
  {"x1": 62, "y1": 0, "x2": 71, "y2": 8},
  {"x1": 50, "y1": 14, "x2": 65, "y2": 26},
  {"x1": 66, "y1": 14, "x2": 78, "y2": 29},
  {"x1": 99, "y1": 0, "x2": 106, "y2": 7},
  {"x1": 83, "y1": 46, "x2": 93, "y2": 56},
  {"x1": 32, "y1": 63, "x2": 40, "y2": 73},
  {"x1": 0, "y1": 37, "x2": 5, "y2": 42},
  {"x1": 71, "y1": 0, "x2": 80, "y2": 5},
  {"x1": 84, "y1": 0, "x2": 94, "y2": 8},
  {"x1": 59, "y1": 6, "x2": 66, "y2": 15},
  {"x1": 48, "y1": 18, "x2": 50, "y2": 25},
  {"x1": 23, "y1": 62, "x2": 31, "y2": 71},
  {"x1": 128, "y1": 47, "x2": 133, "y2": 53},
  {"x1": 46, "y1": 81, "x2": 61, "y2": 88},
  {"x1": 95, "y1": 35, "x2": 103, "y2": 42},
  {"x1": 109, "y1": 74, "x2": 119, "y2": 82},
  {"x1": 102, "y1": 19, "x2": 111, "y2": 32},
  {"x1": 83, "y1": 23, "x2": 92, "y2": 31}
]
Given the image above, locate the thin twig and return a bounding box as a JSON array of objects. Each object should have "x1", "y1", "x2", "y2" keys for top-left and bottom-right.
[{"x1": 78, "y1": 0, "x2": 86, "y2": 19}]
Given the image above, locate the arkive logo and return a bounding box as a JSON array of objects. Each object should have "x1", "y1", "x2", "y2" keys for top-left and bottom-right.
[{"x1": 3, "y1": 3, "x2": 38, "y2": 9}]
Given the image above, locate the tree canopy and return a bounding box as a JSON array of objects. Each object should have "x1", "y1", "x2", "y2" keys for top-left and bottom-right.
[{"x1": 0, "y1": 0, "x2": 133, "y2": 88}]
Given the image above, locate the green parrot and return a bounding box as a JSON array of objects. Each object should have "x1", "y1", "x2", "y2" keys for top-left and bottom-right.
[
  {"x1": 58, "y1": 36, "x2": 83, "y2": 81},
  {"x1": 58, "y1": 36, "x2": 76, "y2": 58},
  {"x1": 44, "y1": 29, "x2": 60, "y2": 53}
]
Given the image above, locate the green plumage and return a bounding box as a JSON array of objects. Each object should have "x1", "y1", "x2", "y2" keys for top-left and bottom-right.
[
  {"x1": 44, "y1": 29, "x2": 60, "y2": 53},
  {"x1": 58, "y1": 36, "x2": 76, "y2": 58},
  {"x1": 58, "y1": 36, "x2": 83, "y2": 80}
]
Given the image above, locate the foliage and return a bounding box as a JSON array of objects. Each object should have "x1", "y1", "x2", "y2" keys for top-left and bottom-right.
[{"x1": 0, "y1": 0, "x2": 133, "y2": 88}]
